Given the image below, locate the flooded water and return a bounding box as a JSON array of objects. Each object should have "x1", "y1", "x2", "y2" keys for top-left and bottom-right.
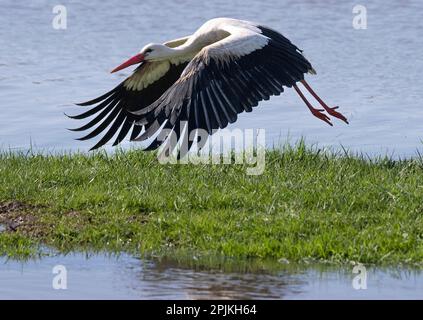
[
  {"x1": 0, "y1": 0, "x2": 423, "y2": 156},
  {"x1": 1, "y1": 0, "x2": 423, "y2": 300},
  {"x1": 0, "y1": 253, "x2": 422, "y2": 299}
]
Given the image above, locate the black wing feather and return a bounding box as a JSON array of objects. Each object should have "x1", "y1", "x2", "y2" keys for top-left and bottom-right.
[
  {"x1": 69, "y1": 62, "x2": 188, "y2": 149},
  {"x1": 132, "y1": 26, "x2": 313, "y2": 155},
  {"x1": 72, "y1": 26, "x2": 313, "y2": 154}
]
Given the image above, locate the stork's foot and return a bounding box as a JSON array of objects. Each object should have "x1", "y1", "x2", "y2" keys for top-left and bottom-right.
[
  {"x1": 309, "y1": 107, "x2": 333, "y2": 126},
  {"x1": 293, "y1": 84, "x2": 333, "y2": 126},
  {"x1": 322, "y1": 106, "x2": 349, "y2": 124},
  {"x1": 300, "y1": 79, "x2": 349, "y2": 124}
]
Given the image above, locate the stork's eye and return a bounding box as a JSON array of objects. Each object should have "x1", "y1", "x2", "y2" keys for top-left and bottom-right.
[{"x1": 145, "y1": 48, "x2": 153, "y2": 54}]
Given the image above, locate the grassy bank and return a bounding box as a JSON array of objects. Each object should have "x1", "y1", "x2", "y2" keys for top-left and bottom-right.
[{"x1": 1, "y1": 144, "x2": 423, "y2": 266}]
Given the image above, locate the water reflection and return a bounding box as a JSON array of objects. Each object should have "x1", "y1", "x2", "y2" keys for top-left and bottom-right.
[
  {"x1": 1, "y1": 253, "x2": 422, "y2": 299},
  {"x1": 133, "y1": 263, "x2": 305, "y2": 299}
]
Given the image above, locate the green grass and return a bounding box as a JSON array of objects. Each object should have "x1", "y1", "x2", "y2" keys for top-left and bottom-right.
[{"x1": 1, "y1": 143, "x2": 423, "y2": 266}]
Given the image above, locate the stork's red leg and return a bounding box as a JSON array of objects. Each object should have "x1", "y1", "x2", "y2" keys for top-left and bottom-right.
[
  {"x1": 293, "y1": 84, "x2": 333, "y2": 126},
  {"x1": 300, "y1": 80, "x2": 349, "y2": 124}
]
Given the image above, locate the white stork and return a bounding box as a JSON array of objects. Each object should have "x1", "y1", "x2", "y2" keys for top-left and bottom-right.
[{"x1": 69, "y1": 17, "x2": 348, "y2": 153}]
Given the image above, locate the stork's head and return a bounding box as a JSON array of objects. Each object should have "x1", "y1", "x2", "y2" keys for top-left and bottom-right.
[{"x1": 110, "y1": 43, "x2": 170, "y2": 73}]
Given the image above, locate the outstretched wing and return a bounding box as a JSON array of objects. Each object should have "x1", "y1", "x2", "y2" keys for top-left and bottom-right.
[
  {"x1": 68, "y1": 36, "x2": 191, "y2": 151},
  {"x1": 132, "y1": 25, "x2": 314, "y2": 156}
]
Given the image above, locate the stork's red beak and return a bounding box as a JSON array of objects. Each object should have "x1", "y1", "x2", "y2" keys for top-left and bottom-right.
[{"x1": 110, "y1": 53, "x2": 145, "y2": 73}]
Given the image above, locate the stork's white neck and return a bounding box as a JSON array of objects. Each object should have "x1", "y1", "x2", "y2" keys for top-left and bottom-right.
[{"x1": 148, "y1": 44, "x2": 199, "y2": 64}]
